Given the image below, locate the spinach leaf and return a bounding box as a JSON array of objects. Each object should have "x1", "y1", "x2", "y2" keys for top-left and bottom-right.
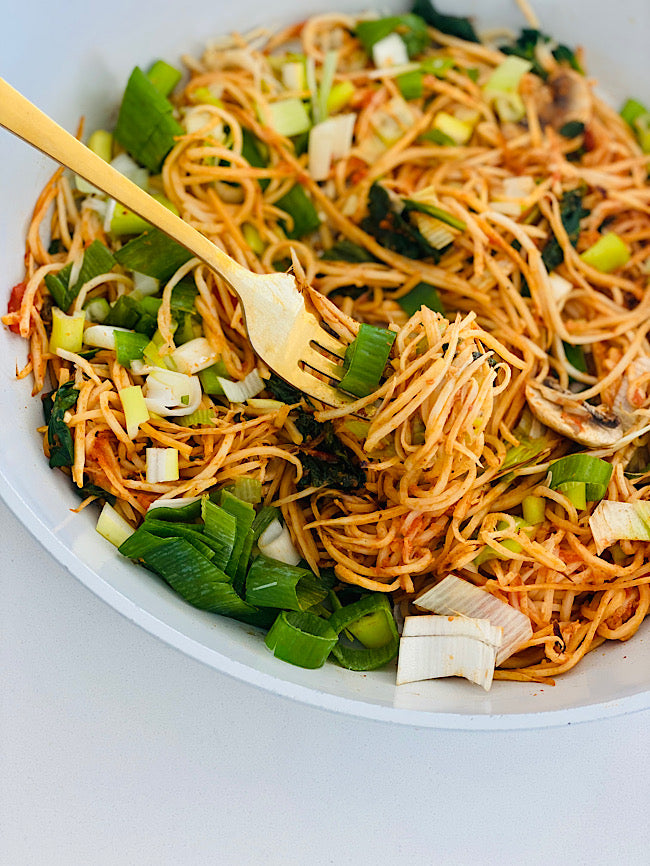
[
  {"x1": 541, "y1": 187, "x2": 590, "y2": 272},
  {"x1": 500, "y1": 29, "x2": 583, "y2": 79},
  {"x1": 42, "y1": 381, "x2": 79, "y2": 469},
  {"x1": 411, "y1": 0, "x2": 479, "y2": 43},
  {"x1": 361, "y1": 184, "x2": 440, "y2": 261},
  {"x1": 294, "y1": 411, "x2": 366, "y2": 491},
  {"x1": 321, "y1": 240, "x2": 378, "y2": 263},
  {"x1": 74, "y1": 479, "x2": 117, "y2": 506},
  {"x1": 265, "y1": 373, "x2": 304, "y2": 405}
]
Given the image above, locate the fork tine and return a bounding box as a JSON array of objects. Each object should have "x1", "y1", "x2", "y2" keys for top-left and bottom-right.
[
  {"x1": 310, "y1": 325, "x2": 348, "y2": 359},
  {"x1": 290, "y1": 367, "x2": 357, "y2": 408},
  {"x1": 300, "y1": 345, "x2": 345, "y2": 381}
]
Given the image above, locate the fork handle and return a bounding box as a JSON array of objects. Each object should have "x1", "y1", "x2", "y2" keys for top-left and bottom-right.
[{"x1": 0, "y1": 77, "x2": 287, "y2": 312}]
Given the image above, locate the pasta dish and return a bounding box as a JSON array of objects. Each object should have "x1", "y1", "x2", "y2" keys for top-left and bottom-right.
[{"x1": 4, "y1": 1, "x2": 650, "y2": 687}]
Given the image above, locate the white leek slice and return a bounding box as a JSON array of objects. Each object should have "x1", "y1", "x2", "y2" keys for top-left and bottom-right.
[
  {"x1": 396, "y1": 634, "x2": 497, "y2": 690},
  {"x1": 372, "y1": 32, "x2": 409, "y2": 69},
  {"x1": 132, "y1": 272, "x2": 160, "y2": 298},
  {"x1": 146, "y1": 447, "x2": 180, "y2": 483},
  {"x1": 308, "y1": 114, "x2": 356, "y2": 181},
  {"x1": 148, "y1": 495, "x2": 202, "y2": 512},
  {"x1": 96, "y1": 502, "x2": 134, "y2": 548},
  {"x1": 589, "y1": 500, "x2": 650, "y2": 554},
  {"x1": 218, "y1": 369, "x2": 265, "y2": 403},
  {"x1": 84, "y1": 324, "x2": 130, "y2": 351},
  {"x1": 143, "y1": 368, "x2": 202, "y2": 417},
  {"x1": 415, "y1": 574, "x2": 532, "y2": 664},
  {"x1": 410, "y1": 212, "x2": 456, "y2": 250},
  {"x1": 171, "y1": 337, "x2": 221, "y2": 376},
  {"x1": 257, "y1": 519, "x2": 301, "y2": 566},
  {"x1": 402, "y1": 614, "x2": 503, "y2": 648},
  {"x1": 281, "y1": 61, "x2": 306, "y2": 91},
  {"x1": 110, "y1": 152, "x2": 149, "y2": 189},
  {"x1": 548, "y1": 272, "x2": 573, "y2": 306}
]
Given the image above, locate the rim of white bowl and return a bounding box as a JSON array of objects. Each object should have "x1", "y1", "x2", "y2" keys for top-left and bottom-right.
[{"x1": 3, "y1": 469, "x2": 649, "y2": 730}]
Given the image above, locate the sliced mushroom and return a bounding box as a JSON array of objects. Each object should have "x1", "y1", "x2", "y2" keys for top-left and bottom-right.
[
  {"x1": 525, "y1": 378, "x2": 623, "y2": 448},
  {"x1": 536, "y1": 69, "x2": 592, "y2": 131}
]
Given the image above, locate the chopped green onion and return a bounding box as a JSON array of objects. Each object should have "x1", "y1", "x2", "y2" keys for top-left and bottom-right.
[
  {"x1": 326, "y1": 80, "x2": 355, "y2": 114},
  {"x1": 275, "y1": 184, "x2": 321, "y2": 239},
  {"x1": 44, "y1": 240, "x2": 115, "y2": 311},
  {"x1": 580, "y1": 232, "x2": 631, "y2": 273},
  {"x1": 548, "y1": 454, "x2": 613, "y2": 502},
  {"x1": 110, "y1": 194, "x2": 179, "y2": 237},
  {"x1": 355, "y1": 14, "x2": 430, "y2": 60},
  {"x1": 87, "y1": 129, "x2": 113, "y2": 163},
  {"x1": 620, "y1": 98, "x2": 648, "y2": 127},
  {"x1": 268, "y1": 98, "x2": 311, "y2": 137},
  {"x1": 232, "y1": 477, "x2": 263, "y2": 504},
  {"x1": 218, "y1": 489, "x2": 256, "y2": 581},
  {"x1": 146, "y1": 59, "x2": 182, "y2": 97},
  {"x1": 114, "y1": 66, "x2": 184, "y2": 172},
  {"x1": 431, "y1": 111, "x2": 473, "y2": 145},
  {"x1": 245, "y1": 554, "x2": 328, "y2": 611},
  {"x1": 397, "y1": 69, "x2": 424, "y2": 101},
  {"x1": 556, "y1": 481, "x2": 587, "y2": 510},
  {"x1": 49, "y1": 307, "x2": 85, "y2": 354},
  {"x1": 83, "y1": 297, "x2": 110, "y2": 323},
  {"x1": 105, "y1": 295, "x2": 141, "y2": 330},
  {"x1": 397, "y1": 281, "x2": 444, "y2": 317},
  {"x1": 402, "y1": 199, "x2": 466, "y2": 232},
  {"x1": 522, "y1": 495, "x2": 545, "y2": 525},
  {"x1": 175, "y1": 408, "x2": 218, "y2": 428},
  {"x1": 141, "y1": 519, "x2": 218, "y2": 561},
  {"x1": 200, "y1": 497, "x2": 237, "y2": 570},
  {"x1": 242, "y1": 223, "x2": 265, "y2": 255},
  {"x1": 147, "y1": 497, "x2": 202, "y2": 521},
  {"x1": 198, "y1": 360, "x2": 228, "y2": 395},
  {"x1": 483, "y1": 56, "x2": 532, "y2": 123},
  {"x1": 339, "y1": 323, "x2": 396, "y2": 397},
  {"x1": 265, "y1": 610, "x2": 338, "y2": 668},
  {"x1": 328, "y1": 594, "x2": 399, "y2": 670},
  {"x1": 114, "y1": 330, "x2": 149, "y2": 367},
  {"x1": 119, "y1": 384, "x2": 150, "y2": 438},
  {"x1": 142, "y1": 330, "x2": 177, "y2": 371},
  {"x1": 96, "y1": 502, "x2": 134, "y2": 548},
  {"x1": 114, "y1": 228, "x2": 193, "y2": 282}
]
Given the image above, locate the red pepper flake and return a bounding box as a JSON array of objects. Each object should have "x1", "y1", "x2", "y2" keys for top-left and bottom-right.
[{"x1": 6, "y1": 281, "x2": 26, "y2": 334}]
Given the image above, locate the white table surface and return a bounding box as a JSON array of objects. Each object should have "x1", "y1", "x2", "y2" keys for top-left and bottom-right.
[{"x1": 2, "y1": 492, "x2": 648, "y2": 866}]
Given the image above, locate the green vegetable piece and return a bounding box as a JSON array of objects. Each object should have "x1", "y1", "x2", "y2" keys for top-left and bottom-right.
[
  {"x1": 541, "y1": 187, "x2": 589, "y2": 272},
  {"x1": 397, "y1": 69, "x2": 424, "y2": 101},
  {"x1": 320, "y1": 240, "x2": 377, "y2": 263},
  {"x1": 114, "y1": 330, "x2": 149, "y2": 367},
  {"x1": 42, "y1": 381, "x2": 78, "y2": 469},
  {"x1": 411, "y1": 0, "x2": 479, "y2": 43},
  {"x1": 145, "y1": 499, "x2": 202, "y2": 522},
  {"x1": 197, "y1": 360, "x2": 228, "y2": 395},
  {"x1": 114, "y1": 228, "x2": 193, "y2": 281},
  {"x1": 562, "y1": 342, "x2": 588, "y2": 374},
  {"x1": 580, "y1": 232, "x2": 631, "y2": 273},
  {"x1": 356, "y1": 14, "x2": 430, "y2": 59},
  {"x1": 548, "y1": 454, "x2": 613, "y2": 502},
  {"x1": 361, "y1": 183, "x2": 440, "y2": 261},
  {"x1": 219, "y1": 490, "x2": 256, "y2": 582},
  {"x1": 339, "y1": 323, "x2": 396, "y2": 397},
  {"x1": 142, "y1": 518, "x2": 219, "y2": 561},
  {"x1": 522, "y1": 495, "x2": 545, "y2": 525},
  {"x1": 328, "y1": 594, "x2": 399, "y2": 671},
  {"x1": 245, "y1": 554, "x2": 329, "y2": 611},
  {"x1": 114, "y1": 66, "x2": 184, "y2": 172},
  {"x1": 559, "y1": 120, "x2": 585, "y2": 138},
  {"x1": 44, "y1": 240, "x2": 115, "y2": 311},
  {"x1": 397, "y1": 281, "x2": 444, "y2": 317},
  {"x1": 146, "y1": 59, "x2": 182, "y2": 97},
  {"x1": 276, "y1": 185, "x2": 321, "y2": 239},
  {"x1": 201, "y1": 497, "x2": 237, "y2": 571},
  {"x1": 557, "y1": 481, "x2": 587, "y2": 511},
  {"x1": 105, "y1": 295, "x2": 141, "y2": 330},
  {"x1": 265, "y1": 610, "x2": 338, "y2": 668},
  {"x1": 402, "y1": 198, "x2": 466, "y2": 231}
]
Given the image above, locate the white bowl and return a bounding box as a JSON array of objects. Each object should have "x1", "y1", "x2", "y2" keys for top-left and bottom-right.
[{"x1": 2, "y1": 0, "x2": 649, "y2": 729}]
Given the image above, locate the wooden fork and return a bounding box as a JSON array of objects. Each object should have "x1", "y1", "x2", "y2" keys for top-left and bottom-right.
[{"x1": 0, "y1": 77, "x2": 356, "y2": 408}]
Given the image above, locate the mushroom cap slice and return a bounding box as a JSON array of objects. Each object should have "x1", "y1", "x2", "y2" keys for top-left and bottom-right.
[{"x1": 525, "y1": 378, "x2": 622, "y2": 448}]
